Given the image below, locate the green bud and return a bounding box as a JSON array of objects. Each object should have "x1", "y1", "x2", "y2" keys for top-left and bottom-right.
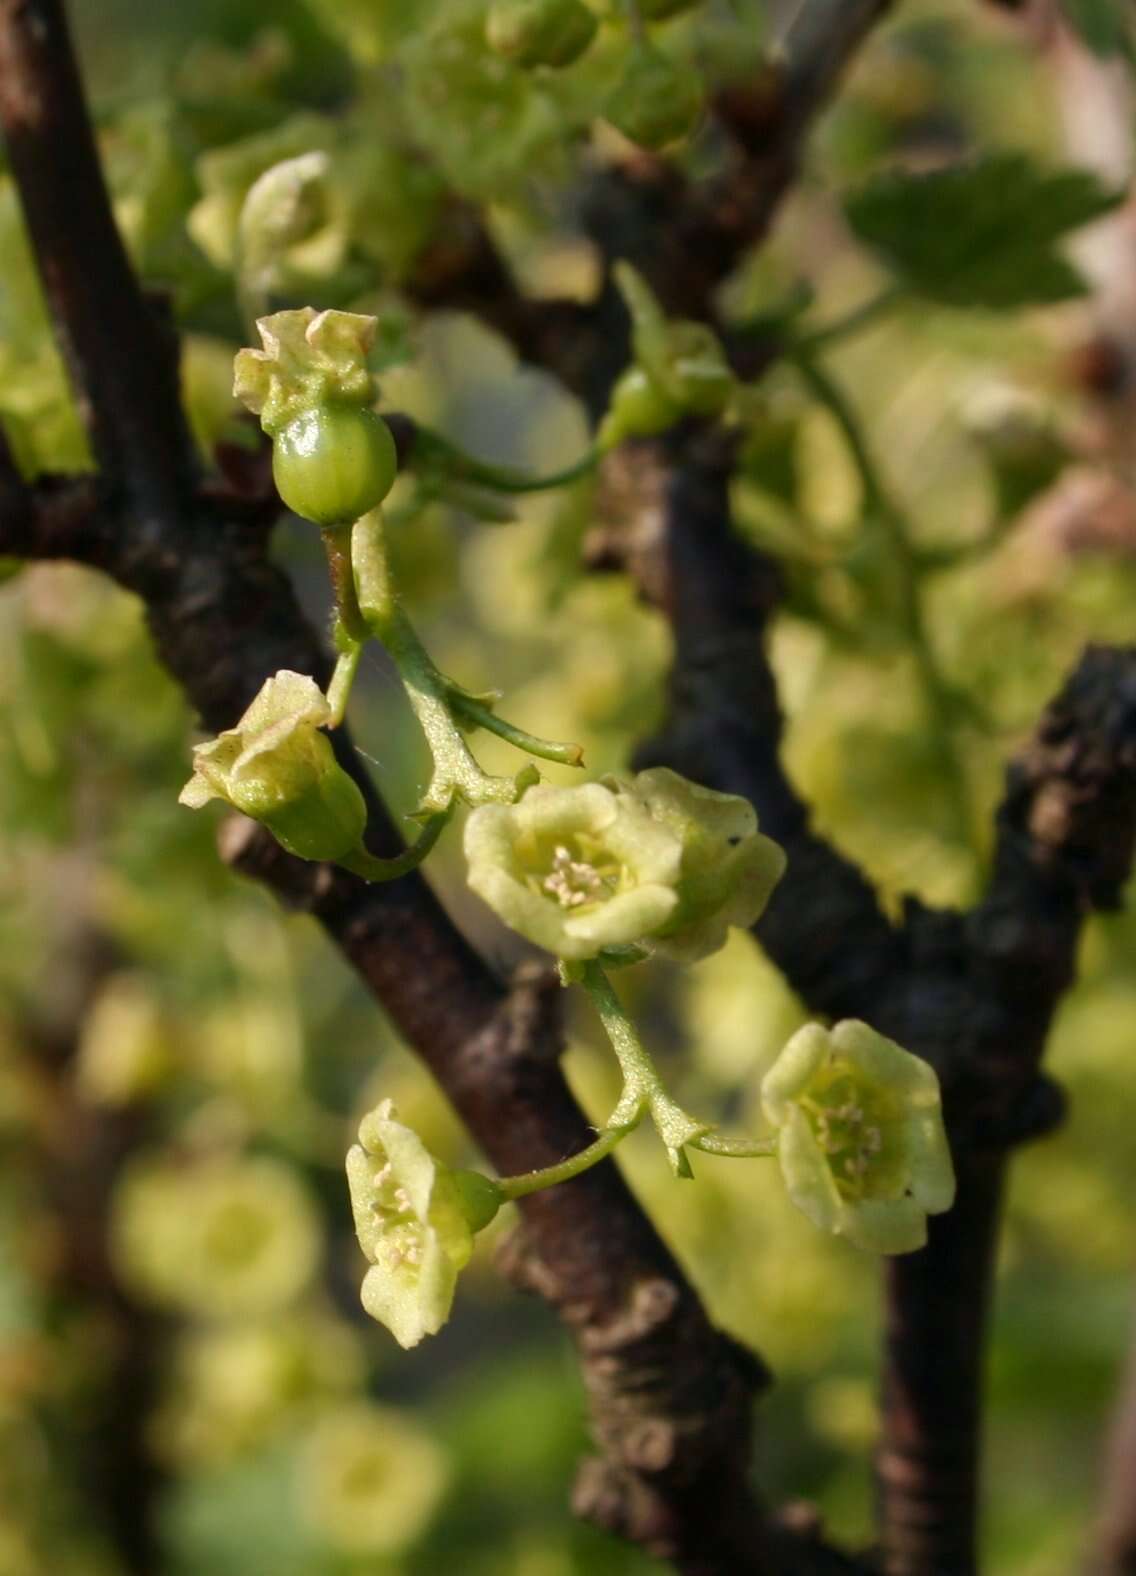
[
  {"x1": 486, "y1": 0, "x2": 598, "y2": 68},
  {"x1": 604, "y1": 45, "x2": 702, "y2": 150},
  {"x1": 346, "y1": 1099, "x2": 502, "y2": 1349},
  {"x1": 597, "y1": 366, "x2": 684, "y2": 450},
  {"x1": 613, "y1": 261, "x2": 735, "y2": 415},
  {"x1": 272, "y1": 404, "x2": 397, "y2": 528},
  {"x1": 179, "y1": 670, "x2": 368, "y2": 862},
  {"x1": 762, "y1": 1020, "x2": 956, "y2": 1254}
]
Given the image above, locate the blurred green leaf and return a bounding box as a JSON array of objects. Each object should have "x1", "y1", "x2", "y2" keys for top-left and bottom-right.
[{"x1": 844, "y1": 155, "x2": 1124, "y2": 308}]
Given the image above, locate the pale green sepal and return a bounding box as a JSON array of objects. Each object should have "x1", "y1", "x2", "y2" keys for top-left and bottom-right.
[{"x1": 234, "y1": 307, "x2": 378, "y2": 437}]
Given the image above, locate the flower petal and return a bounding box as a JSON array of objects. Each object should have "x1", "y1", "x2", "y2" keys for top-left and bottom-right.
[
  {"x1": 776, "y1": 1104, "x2": 843, "y2": 1234},
  {"x1": 762, "y1": 1023, "x2": 832, "y2": 1124},
  {"x1": 832, "y1": 1020, "x2": 941, "y2": 1103}
]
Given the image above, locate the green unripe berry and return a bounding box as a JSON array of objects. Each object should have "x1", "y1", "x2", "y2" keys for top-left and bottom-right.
[
  {"x1": 597, "y1": 366, "x2": 683, "y2": 450},
  {"x1": 486, "y1": 0, "x2": 598, "y2": 68},
  {"x1": 605, "y1": 46, "x2": 702, "y2": 150},
  {"x1": 272, "y1": 405, "x2": 397, "y2": 528}
]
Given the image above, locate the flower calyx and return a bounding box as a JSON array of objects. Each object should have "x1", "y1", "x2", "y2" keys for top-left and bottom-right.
[
  {"x1": 179, "y1": 670, "x2": 368, "y2": 863},
  {"x1": 345, "y1": 1100, "x2": 501, "y2": 1348},
  {"x1": 762, "y1": 1019, "x2": 956, "y2": 1254}
]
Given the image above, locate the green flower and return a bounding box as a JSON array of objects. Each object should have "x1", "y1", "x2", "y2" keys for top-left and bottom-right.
[
  {"x1": 464, "y1": 773, "x2": 783, "y2": 963},
  {"x1": 345, "y1": 1100, "x2": 500, "y2": 1349},
  {"x1": 179, "y1": 670, "x2": 367, "y2": 862},
  {"x1": 464, "y1": 780, "x2": 683, "y2": 961},
  {"x1": 300, "y1": 1402, "x2": 448, "y2": 1555},
  {"x1": 614, "y1": 767, "x2": 786, "y2": 963},
  {"x1": 112, "y1": 1153, "x2": 323, "y2": 1320},
  {"x1": 762, "y1": 1020, "x2": 956, "y2": 1254}
]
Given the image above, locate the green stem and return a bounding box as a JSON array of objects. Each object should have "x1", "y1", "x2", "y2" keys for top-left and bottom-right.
[
  {"x1": 497, "y1": 1126, "x2": 632, "y2": 1201},
  {"x1": 791, "y1": 350, "x2": 976, "y2": 856},
  {"x1": 350, "y1": 508, "x2": 524, "y2": 812},
  {"x1": 579, "y1": 960, "x2": 711, "y2": 1177},
  {"x1": 411, "y1": 426, "x2": 600, "y2": 497},
  {"x1": 446, "y1": 687, "x2": 585, "y2": 768},
  {"x1": 322, "y1": 527, "x2": 369, "y2": 643},
  {"x1": 336, "y1": 809, "x2": 451, "y2": 883},
  {"x1": 691, "y1": 1133, "x2": 777, "y2": 1159},
  {"x1": 791, "y1": 286, "x2": 904, "y2": 354},
  {"x1": 326, "y1": 640, "x2": 362, "y2": 728}
]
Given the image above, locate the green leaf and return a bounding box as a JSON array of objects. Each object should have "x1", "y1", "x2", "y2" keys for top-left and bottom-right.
[
  {"x1": 1057, "y1": 0, "x2": 1134, "y2": 60},
  {"x1": 844, "y1": 155, "x2": 1125, "y2": 309}
]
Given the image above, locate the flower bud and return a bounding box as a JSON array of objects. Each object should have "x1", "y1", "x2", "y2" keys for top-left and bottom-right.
[
  {"x1": 597, "y1": 366, "x2": 685, "y2": 449},
  {"x1": 179, "y1": 670, "x2": 368, "y2": 862},
  {"x1": 486, "y1": 0, "x2": 598, "y2": 68},
  {"x1": 604, "y1": 45, "x2": 702, "y2": 149}
]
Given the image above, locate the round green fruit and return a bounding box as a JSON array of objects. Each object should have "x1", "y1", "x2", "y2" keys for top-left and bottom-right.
[
  {"x1": 605, "y1": 46, "x2": 702, "y2": 150},
  {"x1": 486, "y1": 0, "x2": 598, "y2": 68},
  {"x1": 272, "y1": 405, "x2": 397, "y2": 529}
]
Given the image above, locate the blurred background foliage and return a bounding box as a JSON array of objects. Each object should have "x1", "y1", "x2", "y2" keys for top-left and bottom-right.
[{"x1": 1, "y1": 0, "x2": 1135, "y2": 1572}]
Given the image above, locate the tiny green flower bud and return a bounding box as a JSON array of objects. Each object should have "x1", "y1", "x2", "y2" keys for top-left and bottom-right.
[
  {"x1": 597, "y1": 365, "x2": 685, "y2": 450},
  {"x1": 613, "y1": 261, "x2": 735, "y2": 417},
  {"x1": 604, "y1": 45, "x2": 703, "y2": 150},
  {"x1": 272, "y1": 404, "x2": 397, "y2": 528},
  {"x1": 762, "y1": 1020, "x2": 956, "y2": 1254},
  {"x1": 486, "y1": 0, "x2": 598, "y2": 68},
  {"x1": 346, "y1": 1099, "x2": 502, "y2": 1349},
  {"x1": 179, "y1": 670, "x2": 368, "y2": 862}
]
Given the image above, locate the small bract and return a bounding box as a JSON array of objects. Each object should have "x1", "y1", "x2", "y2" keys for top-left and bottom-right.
[
  {"x1": 179, "y1": 670, "x2": 367, "y2": 862},
  {"x1": 762, "y1": 1020, "x2": 956, "y2": 1254},
  {"x1": 464, "y1": 772, "x2": 783, "y2": 963},
  {"x1": 345, "y1": 1100, "x2": 500, "y2": 1349}
]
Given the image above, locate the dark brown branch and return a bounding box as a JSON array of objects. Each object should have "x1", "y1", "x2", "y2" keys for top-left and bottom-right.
[
  {"x1": 0, "y1": 0, "x2": 195, "y2": 515},
  {"x1": 877, "y1": 646, "x2": 1136, "y2": 1575},
  {"x1": 616, "y1": 422, "x2": 1136, "y2": 1573}
]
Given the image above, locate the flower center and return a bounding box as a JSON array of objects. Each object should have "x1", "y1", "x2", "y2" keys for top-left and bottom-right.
[
  {"x1": 537, "y1": 841, "x2": 622, "y2": 910},
  {"x1": 802, "y1": 1068, "x2": 893, "y2": 1203},
  {"x1": 369, "y1": 1162, "x2": 426, "y2": 1272}
]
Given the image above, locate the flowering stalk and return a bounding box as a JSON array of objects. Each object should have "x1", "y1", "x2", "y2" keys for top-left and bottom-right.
[
  {"x1": 350, "y1": 506, "x2": 578, "y2": 811},
  {"x1": 577, "y1": 959, "x2": 711, "y2": 1176}
]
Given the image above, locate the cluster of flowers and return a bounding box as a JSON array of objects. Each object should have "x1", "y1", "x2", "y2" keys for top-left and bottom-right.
[{"x1": 178, "y1": 303, "x2": 956, "y2": 1350}]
